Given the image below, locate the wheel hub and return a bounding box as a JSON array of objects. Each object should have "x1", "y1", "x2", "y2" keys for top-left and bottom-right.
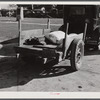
[{"x1": 76, "y1": 48, "x2": 82, "y2": 65}]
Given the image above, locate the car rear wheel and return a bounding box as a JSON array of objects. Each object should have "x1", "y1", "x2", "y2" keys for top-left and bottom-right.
[{"x1": 70, "y1": 38, "x2": 84, "y2": 71}]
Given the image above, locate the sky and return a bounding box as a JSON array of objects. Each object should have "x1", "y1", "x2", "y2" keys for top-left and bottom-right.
[
  {"x1": 0, "y1": 4, "x2": 9, "y2": 9},
  {"x1": 0, "y1": 4, "x2": 17, "y2": 9}
]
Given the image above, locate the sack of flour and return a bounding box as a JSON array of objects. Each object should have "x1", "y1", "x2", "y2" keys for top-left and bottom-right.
[{"x1": 45, "y1": 31, "x2": 65, "y2": 45}]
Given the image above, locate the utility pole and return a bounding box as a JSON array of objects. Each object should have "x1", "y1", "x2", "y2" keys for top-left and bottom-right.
[
  {"x1": 32, "y1": 4, "x2": 34, "y2": 10},
  {"x1": 20, "y1": 7, "x2": 24, "y2": 20}
]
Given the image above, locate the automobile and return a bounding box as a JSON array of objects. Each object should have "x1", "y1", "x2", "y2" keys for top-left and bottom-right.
[
  {"x1": 59, "y1": 5, "x2": 100, "y2": 50},
  {"x1": 33, "y1": 8, "x2": 46, "y2": 18},
  {"x1": 24, "y1": 10, "x2": 35, "y2": 18}
]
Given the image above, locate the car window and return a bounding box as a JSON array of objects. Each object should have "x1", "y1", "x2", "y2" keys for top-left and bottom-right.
[{"x1": 70, "y1": 7, "x2": 85, "y2": 15}]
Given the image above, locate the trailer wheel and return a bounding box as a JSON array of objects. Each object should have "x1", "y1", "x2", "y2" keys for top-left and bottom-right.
[{"x1": 70, "y1": 39, "x2": 84, "y2": 71}]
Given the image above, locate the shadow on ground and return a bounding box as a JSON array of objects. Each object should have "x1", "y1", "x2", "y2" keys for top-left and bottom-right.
[
  {"x1": 16, "y1": 59, "x2": 74, "y2": 86},
  {"x1": 0, "y1": 57, "x2": 18, "y2": 89},
  {"x1": 0, "y1": 37, "x2": 100, "y2": 89},
  {"x1": 0, "y1": 55, "x2": 74, "y2": 89},
  {"x1": 0, "y1": 37, "x2": 18, "y2": 56},
  {"x1": 84, "y1": 49, "x2": 100, "y2": 56},
  {"x1": 0, "y1": 38, "x2": 74, "y2": 89},
  {"x1": 1, "y1": 37, "x2": 18, "y2": 45}
]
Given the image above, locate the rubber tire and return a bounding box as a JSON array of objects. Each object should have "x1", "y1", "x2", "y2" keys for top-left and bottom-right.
[{"x1": 70, "y1": 38, "x2": 84, "y2": 71}]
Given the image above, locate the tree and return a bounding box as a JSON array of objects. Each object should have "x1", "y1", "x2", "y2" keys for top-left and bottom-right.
[{"x1": 8, "y1": 4, "x2": 17, "y2": 9}]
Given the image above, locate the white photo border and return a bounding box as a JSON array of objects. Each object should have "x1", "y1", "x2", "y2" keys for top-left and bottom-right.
[{"x1": 0, "y1": 1, "x2": 100, "y2": 98}]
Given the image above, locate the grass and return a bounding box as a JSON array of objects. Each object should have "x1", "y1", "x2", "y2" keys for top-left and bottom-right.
[
  {"x1": 0, "y1": 17, "x2": 63, "y2": 43},
  {"x1": 0, "y1": 17, "x2": 63, "y2": 24}
]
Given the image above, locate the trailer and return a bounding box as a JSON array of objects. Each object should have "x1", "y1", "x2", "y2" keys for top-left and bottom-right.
[{"x1": 14, "y1": 5, "x2": 91, "y2": 71}]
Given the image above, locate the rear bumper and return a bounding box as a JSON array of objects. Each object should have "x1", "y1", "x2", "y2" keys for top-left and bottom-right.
[{"x1": 86, "y1": 40, "x2": 99, "y2": 46}]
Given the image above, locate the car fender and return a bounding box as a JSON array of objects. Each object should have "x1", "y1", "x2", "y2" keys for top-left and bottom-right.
[{"x1": 65, "y1": 33, "x2": 83, "y2": 51}]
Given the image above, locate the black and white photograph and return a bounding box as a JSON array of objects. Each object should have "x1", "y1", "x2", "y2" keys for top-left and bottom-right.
[{"x1": 0, "y1": 2, "x2": 100, "y2": 93}]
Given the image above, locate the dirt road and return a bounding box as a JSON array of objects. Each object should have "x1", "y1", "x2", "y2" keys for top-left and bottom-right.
[
  {"x1": 0, "y1": 43, "x2": 100, "y2": 92},
  {"x1": 0, "y1": 17, "x2": 100, "y2": 92}
]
